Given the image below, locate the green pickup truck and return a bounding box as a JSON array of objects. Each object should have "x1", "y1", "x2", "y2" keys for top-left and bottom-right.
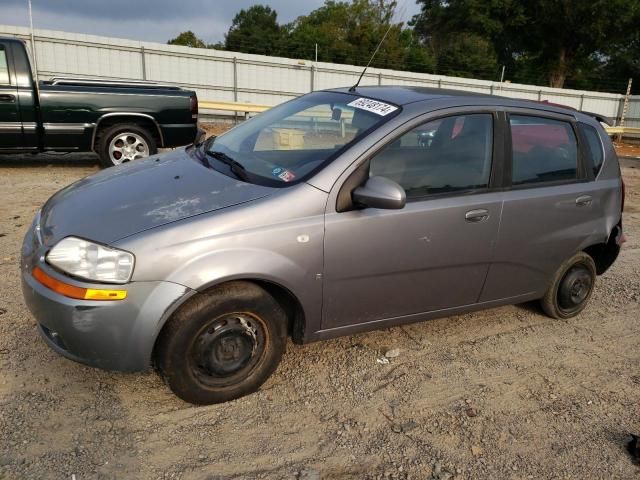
[{"x1": 0, "y1": 37, "x2": 200, "y2": 167}]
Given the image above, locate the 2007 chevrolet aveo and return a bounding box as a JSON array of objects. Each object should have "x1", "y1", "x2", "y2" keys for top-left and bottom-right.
[{"x1": 21, "y1": 86, "x2": 624, "y2": 404}]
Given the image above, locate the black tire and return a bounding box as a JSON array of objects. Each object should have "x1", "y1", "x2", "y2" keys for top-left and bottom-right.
[
  {"x1": 155, "y1": 281, "x2": 287, "y2": 405},
  {"x1": 540, "y1": 252, "x2": 597, "y2": 319},
  {"x1": 95, "y1": 123, "x2": 157, "y2": 168}
]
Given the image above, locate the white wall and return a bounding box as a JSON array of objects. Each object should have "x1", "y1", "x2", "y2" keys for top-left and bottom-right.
[{"x1": 1, "y1": 23, "x2": 636, "y2": 124}]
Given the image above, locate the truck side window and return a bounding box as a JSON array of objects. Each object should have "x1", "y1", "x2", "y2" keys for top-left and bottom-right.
[
  {"x1": 0, "y1": 47, "x2": 9, "y2": 84},
  {"x1": 510, "y1": 115, "x2": 577, "y2": 185},
  {"x1": 369, "y1": 114, "x2": 494, "y2": 199},
  {"x1": 579, "y1": 123, "x2": 604, "y2": 177}
]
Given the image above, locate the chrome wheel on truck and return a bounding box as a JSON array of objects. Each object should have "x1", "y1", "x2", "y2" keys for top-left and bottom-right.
[
  {"x1": 108, "y1": 132, "x2": 149, "y2": 164},
  {"x1": 96, "y1": 123, "x2": 158, "y2": 168}
]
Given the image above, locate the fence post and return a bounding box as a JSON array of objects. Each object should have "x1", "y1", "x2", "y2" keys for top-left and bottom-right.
[
  {"x1": 617, "y1": 78, "x2": 633, "y2": 142},
  {"x1": 378, "y1": 73, "x2": 382, "y2": 86},
  {"x1": 579, "y1": 94, "x2": 584, "y2": 111},
  {"x1": 537, "y1": 90, "x2": 542, "y2": 101},
  {"x1": 310, "y1": 65, "x2": 315, "y2": 92},
  {"x1": 233, "y1": 57, "x2": 238, "y2": 124},
  {"x1": 140, "y1": 46, "x2": 147, "y2": 80}
]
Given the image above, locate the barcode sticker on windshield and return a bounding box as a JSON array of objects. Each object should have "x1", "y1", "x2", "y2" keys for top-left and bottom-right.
[{"x1": 347, "y1": 97, "x2": 398, "y2": 116}]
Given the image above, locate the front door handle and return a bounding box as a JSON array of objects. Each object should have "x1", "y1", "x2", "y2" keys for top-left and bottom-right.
[
  {"x1": 575, "y1": 195, "x2": 593, "y2": 206},
  {"x1": 465, "y1": 209, "x2": 490, "y2": 223},
  {"x1": 0, "y1": 94, "x2": 15, "y2": 102}
]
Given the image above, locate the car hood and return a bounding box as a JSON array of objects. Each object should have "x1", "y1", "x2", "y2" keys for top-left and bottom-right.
[{"x1": 40, "y1": 148, "x2": 275, "y2": 245}]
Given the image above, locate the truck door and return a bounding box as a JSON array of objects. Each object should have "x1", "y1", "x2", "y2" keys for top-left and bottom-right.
[{"x1": 0, "y1": 43, "x2": 22, "y2": 150}]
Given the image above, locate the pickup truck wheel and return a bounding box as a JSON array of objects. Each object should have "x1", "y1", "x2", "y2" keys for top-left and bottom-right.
[
  {"x1": 97, "y1": 124, "x2": 157, "y2": 167},
  {"x1": 155, "y1": 281, "x2": 287, "y2": 405},
  {"x1": 540, "y1": 252, "x2": 596, "y2": 319}
]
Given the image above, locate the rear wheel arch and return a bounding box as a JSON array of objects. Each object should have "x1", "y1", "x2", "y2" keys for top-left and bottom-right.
[
  {"x1": 92, "y1": 113, "x2": 163, "y2": 151},
  {"x1": 582, "y1": 222, "x2": 622, "y2": 275}
]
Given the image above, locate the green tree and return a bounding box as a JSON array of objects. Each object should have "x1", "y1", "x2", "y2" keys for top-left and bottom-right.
[
  {"x1": 167, "y1": 31, "x2": 207, "y2": 49},
  {"x1": 411, "y1": 0, "x2": 640, "y2": 89},
  {"x1": 224, "y1": 5, "x2": 286, "y2": 56},
  {"x1": 286, "y1": 0, "x2": 432, "y2": 71}
]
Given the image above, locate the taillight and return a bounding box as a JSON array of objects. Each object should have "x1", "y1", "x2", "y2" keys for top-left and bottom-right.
[
  {"x1": 190, "y1": 95, "x2": 198, "y2": 120},
  {"x1": 621, "y1": 179, "x2": 626, "y2": 212}
]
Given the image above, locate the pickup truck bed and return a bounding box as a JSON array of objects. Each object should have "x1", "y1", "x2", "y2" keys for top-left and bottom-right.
[{"x1": 0, "y1": 37, "x2": 199, "y2": 167}]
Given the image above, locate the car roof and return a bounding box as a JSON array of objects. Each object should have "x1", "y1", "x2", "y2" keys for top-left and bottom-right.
[
  {"x1": 327, "y1": 85, "x2": 595, "y2": 122},
  {"x1": 329, "y1": 85, "x2": 491, "y2": 105}
]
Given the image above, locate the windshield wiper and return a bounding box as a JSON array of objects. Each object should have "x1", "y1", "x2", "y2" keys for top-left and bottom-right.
[{"x1": 206, "y1": 150, "x2": 250, "y2": 182}]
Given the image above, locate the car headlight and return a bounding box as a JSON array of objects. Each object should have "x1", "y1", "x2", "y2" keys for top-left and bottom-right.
[{"x1": 46, "y1": 237, "x2": 134, "y2": 284}]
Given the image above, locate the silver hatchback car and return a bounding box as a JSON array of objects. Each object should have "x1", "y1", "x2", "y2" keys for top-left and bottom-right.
[{"x1": 21, "y1": 87, "x2": 624, "y2": 404}]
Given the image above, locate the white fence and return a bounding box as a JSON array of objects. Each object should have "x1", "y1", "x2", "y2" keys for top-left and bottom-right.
[{"x1": 1, "y1": 24, "x2": 638, "y2": 128}]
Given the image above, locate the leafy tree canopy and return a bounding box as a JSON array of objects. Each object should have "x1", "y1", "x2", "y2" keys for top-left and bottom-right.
[{"x1": 167, "y1": 30, "x2": 207, "y2": 49}]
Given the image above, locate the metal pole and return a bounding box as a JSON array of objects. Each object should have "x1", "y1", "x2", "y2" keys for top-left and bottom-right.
[
  {"x1": 617, "y1": 78, "x2": 633, "y2": 143},
  {"x1": 140, "y1": 46, "x2": 147, "y2": 80},
  {"x1": 310, "y1": 65, "x2": 315, "y2": 92},
  {"x1": 27, "y1": 0, "x2": 39, "y2": 84},
  {"x1": 315, "y1": 43, "x2": 318, "y2": 64},
  {"x1": 499, "y1": 65, "x2": 505, "y2": 92},
  {"x1": 233, "y1": 57, "x2": 238, "y2": 124}
]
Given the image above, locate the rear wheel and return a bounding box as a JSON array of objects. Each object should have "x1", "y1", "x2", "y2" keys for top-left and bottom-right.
[
  {"x1": 540, "y1": 252, "x2": 596, "y2": 319},
  {"x1": 96, "y1": 124, "x2": 157, "y2": 168},
  {"x1": 155, "y1": 281, "x2": 287, "y2": 405}
]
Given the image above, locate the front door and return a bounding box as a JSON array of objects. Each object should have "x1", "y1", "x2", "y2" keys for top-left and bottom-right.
[
  {"x1": 322, "y1": 112, "x2": 502, "y2": 330},
  {"x1": 0, "y1": 43, "x2": 21, "y2": 150}
]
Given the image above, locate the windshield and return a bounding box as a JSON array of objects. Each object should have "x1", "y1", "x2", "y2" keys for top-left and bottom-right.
[{"x1": 206, "y1": 91, "x2": 399, "y2": 186}]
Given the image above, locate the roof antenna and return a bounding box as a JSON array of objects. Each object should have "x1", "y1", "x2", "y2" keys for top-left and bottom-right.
[{"x1": 349, "y1": 22, "x2": 394, "y2": 92}]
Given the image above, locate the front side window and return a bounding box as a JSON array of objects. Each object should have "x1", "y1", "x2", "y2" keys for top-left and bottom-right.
[
  {"x1": 206, "y1": 92, "x2": 398, "y2": 186},
  {"x1": 369, "y1": 113, "x2": 494, "y2": 199},
  {"x1": 579, "y1": 123, "x2": 604, "y2": 177},
  {"x1": 0, "y1": 47, "x2": 9, "y2": 84},
  {"x1": 510, "y1": 115, "x2": 578, "y2": 185}
]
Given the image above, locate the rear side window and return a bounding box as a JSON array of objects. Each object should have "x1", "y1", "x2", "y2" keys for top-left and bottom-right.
[
  {"x1": 510, "y1": 115, "x2": 578, "y2": 185},
  {"x1": 0, "y1": 47, "x2": 9, "y2": 84},
  {"x1": 579, "y1": 123, "x2": 604, "y2": 177}
]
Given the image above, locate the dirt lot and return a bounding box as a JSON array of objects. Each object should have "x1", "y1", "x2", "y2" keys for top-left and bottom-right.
[{"x1": 0, "y1": 150, "x2": 639, "y2": 480}]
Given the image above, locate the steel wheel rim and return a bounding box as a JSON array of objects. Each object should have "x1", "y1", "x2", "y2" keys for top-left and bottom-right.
[
  {"x1": 189, "y1": 313, "x2": 268, "y2": 388},
  {"x1": 108, "y1": 132, "x2": 149, "y2": 165},
  {"x1": 558, "y1": 263, "x2": 593, "y2": 313}
]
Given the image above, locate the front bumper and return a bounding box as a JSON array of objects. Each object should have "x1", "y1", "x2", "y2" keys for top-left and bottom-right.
[{"x1": 20, "y1": 220, "x2": 195, "y2": 372}]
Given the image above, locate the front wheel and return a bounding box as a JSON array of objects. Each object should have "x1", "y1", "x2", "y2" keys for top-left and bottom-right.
[
  {"x1": 540, "y1": 252, "x2": 596, "y2": 319},
  {"x1": 154, "y1": 282, "x2": 287, "y2": 405},
  {"x1": 96, "y1": 124, "x2": 157, "y2": 168}
]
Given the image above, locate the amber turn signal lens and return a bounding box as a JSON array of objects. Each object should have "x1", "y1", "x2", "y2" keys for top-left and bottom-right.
[{"x1": 32, "y1": 267, "x2": 127, "y2": 301}]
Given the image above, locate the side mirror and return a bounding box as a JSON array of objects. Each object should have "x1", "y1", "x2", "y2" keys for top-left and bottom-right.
[{"x1": 352, "y1": 176, "x2": 406, "y2": 210}]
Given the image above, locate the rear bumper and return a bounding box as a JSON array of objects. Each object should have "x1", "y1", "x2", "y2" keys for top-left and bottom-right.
[{"x1": 161, "y1": 123, "x2": 199, "y2": 147}]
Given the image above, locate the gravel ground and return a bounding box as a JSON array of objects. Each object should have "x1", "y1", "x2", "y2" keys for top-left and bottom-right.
[{"x1": 0, "y1": 151, "x2": 639, "y2": 480}]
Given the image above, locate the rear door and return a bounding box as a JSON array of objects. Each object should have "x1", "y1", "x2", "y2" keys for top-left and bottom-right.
[
  {"x1": 322, "y1": 108, "x2": 504, "y2": 330},
  {"x1": 0, "y1": 43, "x2": 22, "y2": 149},
  {"x1": 480, "y1": 109, "x2": 600, "y2": 302}
]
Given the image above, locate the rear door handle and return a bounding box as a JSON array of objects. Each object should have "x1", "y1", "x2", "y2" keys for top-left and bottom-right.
[
  {"x1": 465, "y1": 209, "x2": 490, "y2": 223},
  {"x1": 575, "y1": 195, "x2": 593, "y2": 206},
  {"x1": 0, "y1": 94, "x2": 15, "y2": 102}
]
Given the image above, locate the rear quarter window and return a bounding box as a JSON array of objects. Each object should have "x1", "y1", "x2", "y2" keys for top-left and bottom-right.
[
  {"x1": 510, "y1": 115, "x2": 578, "y2": 186},
  {"x1": 578, "y1": 123, "x2": 605, "y2": 177}
]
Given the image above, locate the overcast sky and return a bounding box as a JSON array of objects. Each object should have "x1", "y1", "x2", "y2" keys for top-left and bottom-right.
[{"x1": 2, "y1": 0, "x2": 421, "y2": 45}]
